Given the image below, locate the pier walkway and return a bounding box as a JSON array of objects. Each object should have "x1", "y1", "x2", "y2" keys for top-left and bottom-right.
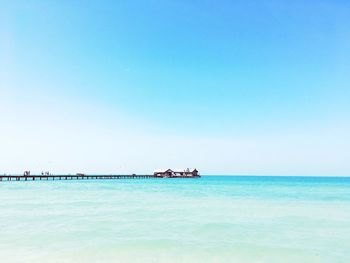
[
  {"x1": 0, "y1": 174, "x2": 200, "y2": 181},
  {"x1": 0, "y1": 175, "x2": 155, "y2": 181}
]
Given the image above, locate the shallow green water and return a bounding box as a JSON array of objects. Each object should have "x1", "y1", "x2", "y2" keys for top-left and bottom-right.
[{"x1": 0, "y1": 176, "x2": 349, "y2": 262}]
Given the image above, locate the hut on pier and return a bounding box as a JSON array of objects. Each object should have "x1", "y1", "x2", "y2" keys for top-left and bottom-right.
[
  {"x1": 154, "y1": 169, "x2": 174, "y2": 178},
  {"x1": 177, "y1": 168, "x2": 199, "y2": 177},
  {"x1": 153, "y1": 168, "x2": 200, "y2": 178}
]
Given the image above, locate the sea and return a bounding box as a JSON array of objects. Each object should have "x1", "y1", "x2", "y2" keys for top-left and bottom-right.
[{"x1": 0, "y1": 176, "x2": 349, "y2": 263}]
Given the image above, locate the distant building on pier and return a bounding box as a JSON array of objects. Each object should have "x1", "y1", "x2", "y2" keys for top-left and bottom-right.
[{"x1": 153, "y1": 168, "x2": 199, "y2": 178}]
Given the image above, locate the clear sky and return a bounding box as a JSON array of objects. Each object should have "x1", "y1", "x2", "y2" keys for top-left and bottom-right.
[{"x1": 1, "y1": 0, "x2": 349, "y2": 175}]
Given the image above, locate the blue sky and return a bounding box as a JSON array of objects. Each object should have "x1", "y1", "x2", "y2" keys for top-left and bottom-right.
[{"x1": 1, "y1": 0, "x2": 349, "y2": 175}]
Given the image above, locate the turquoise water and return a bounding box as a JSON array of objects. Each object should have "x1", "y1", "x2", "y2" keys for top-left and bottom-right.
[{"x1": 1, "y1": 176, "x2": 350, "y2": 263}]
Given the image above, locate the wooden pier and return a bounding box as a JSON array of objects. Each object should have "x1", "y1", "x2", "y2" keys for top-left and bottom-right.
[{"x1": 0, "y1": 174, "x2": 200, "y2": 182}]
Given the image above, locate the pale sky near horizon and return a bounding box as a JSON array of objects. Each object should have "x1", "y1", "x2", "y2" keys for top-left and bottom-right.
[{"x1": 1, "y1": 0, "x2": 350, "y2": 175}]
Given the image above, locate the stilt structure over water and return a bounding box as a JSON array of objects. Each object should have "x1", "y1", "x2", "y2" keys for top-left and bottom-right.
[{"x1": 153, "y1": 168, "x2": 200, "y2": 178}]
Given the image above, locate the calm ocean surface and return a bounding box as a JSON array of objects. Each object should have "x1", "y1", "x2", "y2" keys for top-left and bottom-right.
[{"x1": 1, "y1": 176, "x2": 349, "y2": 263}]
